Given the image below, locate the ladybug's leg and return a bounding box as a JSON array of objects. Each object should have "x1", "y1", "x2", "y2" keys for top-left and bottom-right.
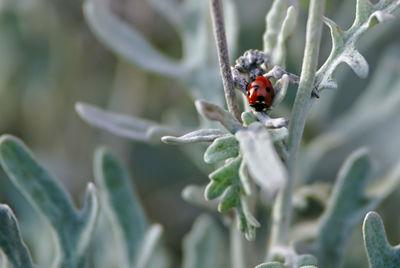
[{"x1": 265, "y1": 65, "x2": 320, "y2": 98}]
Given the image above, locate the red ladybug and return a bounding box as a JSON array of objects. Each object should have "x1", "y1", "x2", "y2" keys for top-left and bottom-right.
[{"x1": 246, "y1": 75, "x2": 275, "y2": 111}]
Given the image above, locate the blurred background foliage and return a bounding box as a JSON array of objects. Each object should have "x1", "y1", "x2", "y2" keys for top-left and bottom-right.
[{"x1": 0, "y1": 0, "x2": 399, "y2": 266}]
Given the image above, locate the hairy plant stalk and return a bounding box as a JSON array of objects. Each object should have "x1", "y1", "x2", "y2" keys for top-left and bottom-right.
[
  {"x1": 209, "y1": 0, "x2": 241, "y2": 121},
  {"x1": 230, "y1": 219, "x2": 246, "y2": 268},
  {"x1": 208, "y1": 0, "x2": 245, "y2": 264},
  {"x1": 269, "y1": 0, "x2": 325, "y2": 249}
]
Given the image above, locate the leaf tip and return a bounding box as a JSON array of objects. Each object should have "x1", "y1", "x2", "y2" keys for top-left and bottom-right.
[
  {"x1": 0, "y1": 204, "x2": 12, "y2": 216},
  {"x1": 363, "y1": 210, "x2": 381, "y2": 226},
  {"x1": 86, "y1": 182, "x2": 97, "y2": 194},
  {"x1": 0, "y1": 134, "x2": 19, "y2": 147},
  {"x1": 74, "y1": 102, "x2": 92, "y2": 121},
  {"x1": 352, "y1": 146, "x2": 370, "y2": 159},
  {"x1": 93, "y1": 146, "x2": 109, "y2": 167}
]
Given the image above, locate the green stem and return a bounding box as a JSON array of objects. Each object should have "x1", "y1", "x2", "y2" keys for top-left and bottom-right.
[
  {"x1": 209, "y1": 0, "x2": 241, "y2": 121},
  {"x1": 269, "y1": 0, "x2": 325, "y2": 249}
]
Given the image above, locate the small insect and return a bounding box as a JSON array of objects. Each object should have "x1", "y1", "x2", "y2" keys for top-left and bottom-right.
[
  {"x1": 246, "y1": 75, "x2": 275, "y2": 111},
  {"x1": 231, "y1": 49, "x2": 319, "y2": 112},
  {"x1": 231, "y1": 49, "x2": 275, "y2": 112}
]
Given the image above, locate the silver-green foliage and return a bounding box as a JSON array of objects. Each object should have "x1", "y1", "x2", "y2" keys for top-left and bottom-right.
[
  {"x1": 93, "y1": 148, "x2": 168, "y2": 268},
  {"x1": 163, "y1": 99, "x2": 289, "y2": 240},
  {"x1": 76, "y1": 0, "x2": 239, "y2": 145},
  {"x1": 301, "y1": 46, "x2": 400, "y2": 183},
  {"x1": 0, "y1": 205, "x2": 34, "y2": 268},
  {"x1": 316, "y1": 0, "x2": 400, "y2": 90},
  {"x1": 5, "y1": 0, "x2": 398, "y2": 267},
  {"x1": 256, "y1": 249, "x2": 318, "y2": 268},
  {"x1": 315, "y1": 147, "x2": 400, "y2": 267},
  {"x1": 315, "y1": 149, "x2": 371, "y2": 268},
  {"x1": 261, "y1": 0, "x2": 400, "y2": 267},
  {"x1": 182, "y1": 214, "x2": 224, "y2": 268},
  {"x1": 83, "y1": 0, "x2": 237, "y2": 104},
  {"x1": 93, "y1": 148, "x2": 147, "y2": 267},
  {"x1": 75, "y1": 102, "x2": 176, "y2": 145},
  {"x1": 0, "y1": 135, "x2": 99, "y2": 268},
  {"x1": 263, "y1": 0, "x2": 298, "y2": 67},
  {"x1": 362, "y1": 211, "x2": 400, "y2": 268}
]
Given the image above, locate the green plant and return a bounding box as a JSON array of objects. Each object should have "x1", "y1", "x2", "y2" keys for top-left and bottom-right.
[{"x1": 1, "y1": 0, "x2": 400, "y2": 267}]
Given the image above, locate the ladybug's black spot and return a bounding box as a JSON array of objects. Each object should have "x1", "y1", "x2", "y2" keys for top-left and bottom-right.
[
  {"x1": 257, "y1": 96, "x2": 265, "y2": 102},
  {"x1": 266, "y1": 87, "x2": 271, "y2": 92},
  {"x1": 253, "y1": 86, "x2": 259, "y2": 91}
]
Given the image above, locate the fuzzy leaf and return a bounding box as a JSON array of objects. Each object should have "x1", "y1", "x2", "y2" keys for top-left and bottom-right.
[
  {"x1": 354, "y1": 0, "x2": 374, "y2": 26},
  {"x1": 0, "y1": 135, "x2": 98, "y2": 268},
  {"x1": 301, "y1": 47, "x2": 400, "y2": 182},
  {"x1": 315, "y1": 148, "x2": 371, "y2": 268},
  {"x1": 238, "y1": 160, "x2": 252, "y2": 196},
  {"x1": 255, "y1": 262, "x2": 285, "y2": 268},
  {"x1": 0, "y1": 205, "x2": 35, "y2": 268},
  {"x1": 205, "y1": 157, "x2": 241, "y2": 200},
  {"x1": 268, "y1": 127, "x2": 289, "y2": 142},
  {"x1": 148, "y1": 0, "x2": 238, "y2": 104},
  {"x1": 274, "y1": 5, "x2": 298, "y2": 67},
  {"x1": 134, "y1": 224, "x2": 165, "y2": 268},
  {"x1": 83, "y1": 0, "x2": 184, "y2": 77},
  {"x1": 235, "y1": 122, "x2": 287, "y2": 196},
  {"x1": 252, "y1": 112, "x2": 289, "y2": 129},
  {"x1": 269, "y1": 246, "x2": 318, "y2": 268},
  {"x1": 145, "y1": 0, "x2": 181, "y2": 28},
  {"x1": 205, "y1": 155, "x2": 259, "y2": 239},
  {"x1": 182, "y1": 215, "x2": 224, "y2": 268},
  {"x1": 293, "y1": 183, "x2": 331, "y2": 211},
  {"x1": 297, "y1": 255, "x2": 318, "y2": 267},
  {"x1": 84, "y1": 0, "x2": 237, "y2": 105},
  {"x1": 241, "y1": 112, "x2": 258, "y2": 126},
  {"x1": 205, "y1": 180, "x2": 230, "y2": 201},
  {"x1": 263, "y1": 0, "x2": 298, "y2": 67},
  {"x1": 182, "y1": 185, "x2": 218, "y2": 210},
  {"x1": 236, "y1": 198, "x2": 260, "y2": 241},
  {"x1": 75, "y1": 102, "x2": 175, "y2": 143},
  {"x1": 204, "y1": 135, "x2": 239, "y2": 164},
  {"x1": 279, "y1": 5, "x2": 298, "y2": 42},
  {"x1": 341, "y1": 46, "x2": 369, "y2": 78},
  {"x1": 77, "y1": 183, "x2": 99, "y2": 256},
  {"x1": 149, "y1": 0, "x2": 238, "y2": 69},
  {"x1": 362, "y1": 211, "x2": 400, "y2": 268},
  {"x1": 218, "y1": 185, "x2": 240, "y2": 212},
  {"x1": 242, "y1": 113, "x2": 288, "y2": 142},
  {"x1": 195, "y1": 100, "x2": 242, "y2": 133},
  {"x1": 162, "y1": 129, "x2": 227, "y2": 145},
  {"x1": 271, "y1": 74, "x2": 290, "y2": 108},
  {"x1": 322, "y1": 17, "x2": 344, "y2": 54},
  {"x1": 94, "y1": 148, "x2": 147, "y2": 265},
  {"x1": 316, "y1": 0, "x2": 400, "y2": 90},
  {"x1": 263, "y1": 0, "x2": 287, "y2": 54}
]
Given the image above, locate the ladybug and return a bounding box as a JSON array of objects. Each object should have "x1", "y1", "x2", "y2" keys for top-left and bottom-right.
[{"x1": 246, "y1": 75, "x2": 275, "y2": 111}]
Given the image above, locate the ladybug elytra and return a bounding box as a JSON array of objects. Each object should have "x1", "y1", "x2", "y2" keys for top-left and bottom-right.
[{"x1": 246, "y1": 75, "x2": 275, "y2": 111}]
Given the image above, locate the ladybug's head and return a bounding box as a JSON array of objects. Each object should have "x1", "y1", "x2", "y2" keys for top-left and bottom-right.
[{"x1": 246, "y1": 76, "x2": 275, "y2": 111}]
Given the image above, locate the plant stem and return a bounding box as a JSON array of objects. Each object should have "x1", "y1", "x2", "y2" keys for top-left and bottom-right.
[
  {"x1": 230, "y1": 218, "x2": 246, "y2": 268},
  {"x1": 209, "y1": 1, "x2": 245, "y2": 264},
  {"x1": 209, "y1": 0, "x2": 241, "y2": 121},
  {"x1": 269, "y1": 0, "x2": 325, "y2": 249}
]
